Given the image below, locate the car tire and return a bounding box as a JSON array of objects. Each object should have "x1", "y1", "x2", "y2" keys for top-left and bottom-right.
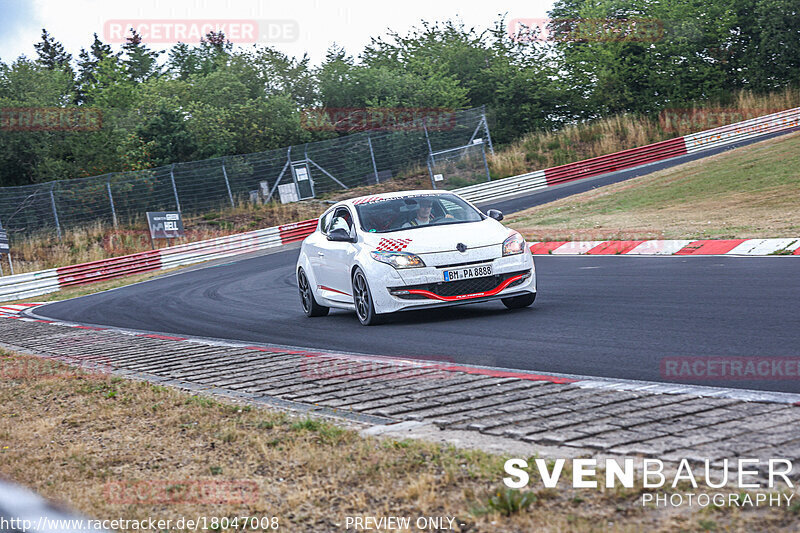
[
  {"x1": 298, "y1": 268, "x2": 329, "y2": 317},
  {"x1": 352, "y1": 268, "x2": 382, "y2": 326},
  {"x1": 502, "y1": 292, "x2": 536, "y2": 309}
]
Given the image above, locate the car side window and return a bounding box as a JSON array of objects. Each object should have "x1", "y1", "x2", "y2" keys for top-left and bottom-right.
[{"x1": 319, "y1": 210, "x2": 334, "y2": 234}]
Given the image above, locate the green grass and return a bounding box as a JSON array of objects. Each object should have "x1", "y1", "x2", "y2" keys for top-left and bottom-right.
[{"x1": 507, "y1": 132, "x2": 800, "y2": 240}]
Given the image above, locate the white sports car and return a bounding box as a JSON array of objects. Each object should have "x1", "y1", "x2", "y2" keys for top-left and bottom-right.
[{"x1": 296, "y1": 190, "x2": 536, "y2": 325}]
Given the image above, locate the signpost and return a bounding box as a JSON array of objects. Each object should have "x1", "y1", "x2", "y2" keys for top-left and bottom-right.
[
  {"x1": 0, "y1": 219, "x2": 12, "y2": 276},
  {"x1": 146, "y1": 211, "x2": 185, "y2": 248}
]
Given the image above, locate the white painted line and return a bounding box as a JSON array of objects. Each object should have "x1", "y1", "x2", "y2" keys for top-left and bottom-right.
[
  {"x1": 551, "y1": 241, "x2": 604, "y2": 255},
  {"x1": 626, "y1": 240, "x2": 694, "y2": 255},
  {"x1": 726, "y1": 238, "x2": 800, "y2": 255}
]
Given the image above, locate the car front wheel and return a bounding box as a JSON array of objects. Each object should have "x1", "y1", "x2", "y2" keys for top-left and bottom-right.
[
  {"x1": 298, "y1": 268, "x2": 329, "y2": 317},
  {"x1": 502, "y1": 292, "x2": 536, "y2": 309},
  {"x1": 352, "y1": 268, "x2": 382, "y2": 326}
]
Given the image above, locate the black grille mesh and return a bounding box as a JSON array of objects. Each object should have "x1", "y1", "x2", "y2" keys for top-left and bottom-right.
[{"x1": 392, "y1": 269, "x2": 529, "y2": 299}]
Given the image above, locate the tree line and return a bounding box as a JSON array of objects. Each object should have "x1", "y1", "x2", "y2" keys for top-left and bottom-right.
[{"x1": 1, "y1": 0, "x2": 798, "y2": 187}]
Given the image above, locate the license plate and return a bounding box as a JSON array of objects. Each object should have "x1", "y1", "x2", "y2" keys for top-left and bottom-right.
[{"x1": 443, "y1": 264, "x2": 493, "y2": 282}]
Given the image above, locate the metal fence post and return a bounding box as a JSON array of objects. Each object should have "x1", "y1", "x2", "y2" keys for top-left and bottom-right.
[
  {"x1": 480, "y1": 142, "x2": 492, "y2": 182},
  {"x1": 170, "y1": 164, "x2": 181, "y2": 212},
  {"x1": 106, "y1": 180, "x2": 118, "y2": 228},
  {"x1": 303, "y1": 144, "x2": 316, "y2": 198},
  {"x1": 367, "y1": 134, "x2": 380, "y2": 184},
  {"x1": 0, "y1": 217, "x2": 10, "y2": 275},
  {"x1": 49, "y1": 184, "x2": 62, "y2": 240},
  {"x1": 423, "y1": 122, "x2": 434, "y2": 164},
  {"x1": 221, "y1": 157, "x2": 235, "y2": 207},
  {"x1": 481, "y1": 110, "x2": 494, "y2": 155},
  {"x1": 266, "y1": 147, "x2": 292, "y2": 203},
  {"x1": 426, "y1": 155, "x2": 437, "y2": 189}
]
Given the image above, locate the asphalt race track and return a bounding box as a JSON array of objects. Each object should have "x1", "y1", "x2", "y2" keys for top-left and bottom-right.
[
  {"x1": 35, "y1": 250, "x2": 800, "y2": 394},
  {"x1": 29, "y1": 131, "x2": 800, "y2": 395}
]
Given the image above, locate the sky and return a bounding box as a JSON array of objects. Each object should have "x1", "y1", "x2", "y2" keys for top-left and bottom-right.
[{"x1": 0, "y1": 0, "x2": 556, "y2": 66}]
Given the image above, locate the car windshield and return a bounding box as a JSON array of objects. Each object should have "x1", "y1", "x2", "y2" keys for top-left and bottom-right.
[{"x1": 354, "y1": 193, "x2": 484, "y2": 233}]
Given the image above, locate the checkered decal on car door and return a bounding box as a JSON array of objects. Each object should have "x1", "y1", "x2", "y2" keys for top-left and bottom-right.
[{"x1": 376, "y1": 238, "x2": 413, "y2": 251}]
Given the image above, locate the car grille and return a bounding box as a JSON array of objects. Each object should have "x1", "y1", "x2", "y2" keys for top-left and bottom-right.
[{"x1": 391, "y1": 269, "x2": 530, "y2": 300}]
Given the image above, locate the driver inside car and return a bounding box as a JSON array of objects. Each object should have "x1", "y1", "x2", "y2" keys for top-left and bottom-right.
[{"x1": 402, "y1": 198, "x2": 452, "y2": 228}]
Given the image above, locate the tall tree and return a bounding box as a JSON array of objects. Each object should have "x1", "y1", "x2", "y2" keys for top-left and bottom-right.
[
  {"x1": 75, "y1": 33, "x2": 115, "y2": 103},
  {"x1": 122, "y1": 29, "x2": 160, "y2": 83},
  {"x1": 33, "y1": 29, "x2": 73, "y2": 71}
]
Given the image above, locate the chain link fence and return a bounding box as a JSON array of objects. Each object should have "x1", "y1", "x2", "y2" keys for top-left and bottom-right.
[{"x1": 0, "y1": 107, "x2": 492, "y2": 239}]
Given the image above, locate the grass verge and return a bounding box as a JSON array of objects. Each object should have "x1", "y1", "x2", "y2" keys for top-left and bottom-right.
[
  {"x1": 1, "y1": 350, "x2": 798, "y2": 532},
  {"x1": 506, "y1": 132, "x2": 800, "y2": 241}
]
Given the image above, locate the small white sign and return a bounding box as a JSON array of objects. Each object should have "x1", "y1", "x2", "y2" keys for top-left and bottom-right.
[
  {"x1": 295, "y1": 167, "x2": 309, "y2": 181},
  {"x1": 473, "y1": 138, "x2": 483, "y2": 144},
  {"x1": 278, "y1": 183, "x2": 300, "y2": 203},
  {"x1": 433, "y1": 173, "x2": 444, "y2": 182}
]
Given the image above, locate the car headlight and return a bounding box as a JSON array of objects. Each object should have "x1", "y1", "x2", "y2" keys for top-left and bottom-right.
[
  {"x1": 502, "y1": 232, "x2": 526, "y2": 256},
  {"x1": 370, "y1": 251, "x2": 426, "y2": 268}
]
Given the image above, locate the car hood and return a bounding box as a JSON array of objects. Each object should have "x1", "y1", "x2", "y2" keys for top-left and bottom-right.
[{"x1": 361, "y1": 219, "x2": 513, "y2": 254}]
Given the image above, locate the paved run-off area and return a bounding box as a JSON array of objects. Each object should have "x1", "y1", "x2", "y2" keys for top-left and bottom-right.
[{"x1": 3, "y1": 315, "x2": 800, "y2": 477}]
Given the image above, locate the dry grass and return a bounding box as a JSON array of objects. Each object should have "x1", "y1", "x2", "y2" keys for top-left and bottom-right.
[
  {"x1": 488, "y1": 88, "x2": 800, "y2": 179},
  {"x1": 1, "y1": 350, "x2": 798, "y2": 532},
  {"x1": 507, "y1": 131, "x2": 800, "y2": 240}
]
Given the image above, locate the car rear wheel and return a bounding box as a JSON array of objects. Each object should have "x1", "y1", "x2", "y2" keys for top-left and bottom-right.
[
  {"x1": 502, "y1": 292, "x2": 536, "y2": 309},
  {"x1": 298, "y1": 268, "x2": 329, "y2": 317},
  {"x1": 352, "y1": 268, "x2": 382, "y2": 326}
]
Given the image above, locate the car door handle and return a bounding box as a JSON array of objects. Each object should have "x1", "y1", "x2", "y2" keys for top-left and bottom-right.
[{"x1": 317, "y1": 252, "x2": 325, "y2": 256}]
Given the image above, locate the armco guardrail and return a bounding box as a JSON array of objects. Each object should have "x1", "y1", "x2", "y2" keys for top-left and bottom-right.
[
  {"x1": 0, "y1": 219, "x2": 319, "y2": 302},
  {"x1": 455, "y1": 106, "x2": 800, "y2": 204}
]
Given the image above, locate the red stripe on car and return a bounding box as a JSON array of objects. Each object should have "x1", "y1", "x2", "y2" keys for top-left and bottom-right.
[{"x1": 406, "y1": 274, "x2": 526, "y2": 302}]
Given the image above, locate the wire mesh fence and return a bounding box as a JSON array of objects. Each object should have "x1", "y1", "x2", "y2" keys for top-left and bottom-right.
[
  {"x1": 0, "y1": 107, "x2": 492, "y2": 239},
  {"x1": 428, "y1": 142, "x2": 492, "y2": 189}
]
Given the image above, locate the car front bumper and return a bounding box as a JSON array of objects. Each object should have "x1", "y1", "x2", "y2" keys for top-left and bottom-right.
[{"x1": 369, "y1": 251, "x2": 536, "y2": 314}]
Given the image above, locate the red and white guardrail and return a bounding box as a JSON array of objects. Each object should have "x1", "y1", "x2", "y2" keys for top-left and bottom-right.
[
  {"x1": 1, "y1": 106, "x2": 798, "y2": 302},
  {"x1": 454, "y1": 106, "x2": 800, "y2": 204},
  {"x1": 0, "y1": 219, "x2": 318, "y2": 301},
  {"x1": 529, "y1": 238, "x2": 800, "y2": 256}
]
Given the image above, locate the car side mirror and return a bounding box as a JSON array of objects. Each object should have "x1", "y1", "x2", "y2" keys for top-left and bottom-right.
[
  {"x1": 486, "y1": 209, "x2": 504, "y2": 221},
  {"x1": 327, "y1": 228, "x2": 355, "y2": 242}
]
